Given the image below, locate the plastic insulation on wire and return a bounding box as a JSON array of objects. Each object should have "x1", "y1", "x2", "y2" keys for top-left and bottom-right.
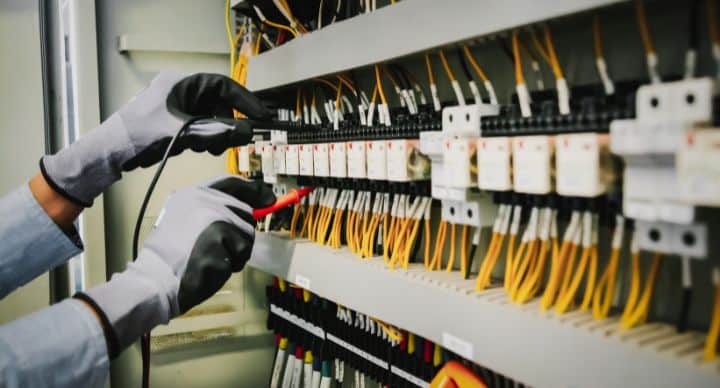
[{"x1": 132, "y1": 115, "x2": 211, "y2": 388}]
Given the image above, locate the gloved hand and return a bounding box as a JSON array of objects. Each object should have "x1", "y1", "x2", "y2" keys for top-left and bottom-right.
[
  {"x1": 74, "y1": 175, "x2": 275, "y2": 357},
  {"x1": 41, "y1": 71, "x2": 273, "y2": 207}
]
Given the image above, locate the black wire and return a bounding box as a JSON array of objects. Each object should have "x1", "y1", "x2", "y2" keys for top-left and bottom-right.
[
  {"x1": 689, "y1": 0, "x2": 700, "y2": 52},
  {"x1": 677, "y1": 288, "x2": 693, "y2": 332},
  {"x1": 465, "y1": 244, "x2": 478, "y2": 279},
  {"x1": 498, "y1": 39, "x2": 515, "y2": 65},
  {"x1": 132, "y1": 115, "x2": 211, "y2": 388}
]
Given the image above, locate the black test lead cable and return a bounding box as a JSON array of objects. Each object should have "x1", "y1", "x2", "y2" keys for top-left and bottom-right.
[{"x1": 131, "y1": 115, "x2": 211, "y2": 388}]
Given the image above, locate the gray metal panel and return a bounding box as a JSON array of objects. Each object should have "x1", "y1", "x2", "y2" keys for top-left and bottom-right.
[
  {"x1": 95, "y1": 1, "x2": 275, "y2": 386},
  {"x1": 245, "y1": 0, "x2": 625, "y2": 91},
  {"x1": 249, "y1": 233, "x2": 720, "y2": 388},
  {"x1": 117, "y1": 33, "x2": 231, "y2": 55},
  {"x1": 62, "y1": 0, "x2": 107, "y2": 291}
]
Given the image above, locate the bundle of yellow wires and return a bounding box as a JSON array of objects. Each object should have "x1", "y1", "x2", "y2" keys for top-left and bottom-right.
[
  {"x1": 591, "y1": 216, "x2": 625, "y2": 320},
  {"x1": 388, "y1": 197, "x2": 429, "y2": 271},
  {"x1": 553, "y1": 212, "x2": 599, "y2": 314},
  {"x1": 541, "y1": 211, "x2": 581, "y2": 311},
  {"x1": 359, "y1": 194, "x2": 384, "y2": 258},
  {"x1": 298, "y1": 191, "x2": 317, "y2": 239},
  {"x1": 620, "y1": 233, "x2": 663, "y2": 330},
  {"x1": 513, "y1": 208, "x2": 556, "y2": 304},
  {"x1": 475, "y1": 205, "x2": 511, "y2": 291}
]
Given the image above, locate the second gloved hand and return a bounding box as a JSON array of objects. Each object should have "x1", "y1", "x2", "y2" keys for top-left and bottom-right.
[
  {"x1": 41, "y1": 71, "x2": 273, "y2": 207},
  {"x1": 75, "y1": 176, "x2": 275, "y2": 357}
]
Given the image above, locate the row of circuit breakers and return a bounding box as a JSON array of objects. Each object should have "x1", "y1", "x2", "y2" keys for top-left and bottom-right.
[{"x1": 237, "y1": 77, "x2": 720, "y2": 259}]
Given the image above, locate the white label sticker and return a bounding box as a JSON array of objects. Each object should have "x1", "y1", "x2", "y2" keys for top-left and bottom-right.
[
  {"x1": 329, "y1": 142, "x2": 348, "y2": 178},
  {"x1": 285, "y1": 144, "x2": 299, "y2": 175},
  {"x1": 299, "y1": 144, "x2": 314, "y2": 176},
  {"x1": 556, "y1": 134, "x2": 604, "y2": 197},
  {"x1": 513, "y1": 136, "x2": 553, "y2": 194},
  {"x1": 295, "y1": 275, "x2": 310, "y2": 290},
  {"x1": 477, "y1": 137, "x2": 512, "y2": 191},
  {"x1": 347, "y1": 141, "x2": 367, "y2": 178},
  {"x1": 366, "y1": 140, "x2": 388, "y2": 180},
  {"x1": 442, "y1": 332, "x2": 473, "y2": 360},
  {"x1": 444, "y1": 138, "x2": 476, "y2": 188},
  {"x1": 273, "y1": 145, "x2": 286, "y2": 175},
  {"x1": 386, "y1": 139, "x2": 409, "y2": 182},
  {"x1": 313, "y1": 143, "x2": 330, "y2": 177}
]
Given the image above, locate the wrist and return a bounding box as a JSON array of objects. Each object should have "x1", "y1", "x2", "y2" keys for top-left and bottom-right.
[
  {"x1": 80, "y1": 250, "x2": 179, "y2": 354},
  {"x1": 74, "y1": 294, "x2": 120, "y2": 359}
]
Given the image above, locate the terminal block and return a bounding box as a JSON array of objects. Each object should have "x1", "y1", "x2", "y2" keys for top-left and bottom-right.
[{"x1": 610, "y1": 77, "x2": 715, "y2": 256}]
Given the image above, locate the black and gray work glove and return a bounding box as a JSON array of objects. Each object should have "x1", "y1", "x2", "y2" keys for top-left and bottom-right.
[
  {"x1": 75, "y1": 175, "x2": 275, "y2": 357},
  {"x1": 41, "y1": 71, "x2": 272, "y2": 207}
]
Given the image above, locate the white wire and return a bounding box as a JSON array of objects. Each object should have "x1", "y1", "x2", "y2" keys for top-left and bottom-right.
[{"x1": 318, "y1": 0, "x2": 324, "y2": 29}]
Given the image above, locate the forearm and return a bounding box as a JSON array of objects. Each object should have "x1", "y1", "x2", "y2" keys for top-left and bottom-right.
[
  {"x1": 0, "y1": 184, "x2": 83, "y2": 298},
  {"x1": 0, "y1": 299, "x2": 109, "y2": 387}
]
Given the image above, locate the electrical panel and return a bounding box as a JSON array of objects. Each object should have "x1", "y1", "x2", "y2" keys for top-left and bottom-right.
[{"x1": 224, "y1": 1, "x2": 720, "y2": 387}]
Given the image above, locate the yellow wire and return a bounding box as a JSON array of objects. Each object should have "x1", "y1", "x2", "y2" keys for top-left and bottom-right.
[
  {"x1": 503, "y1": 234, "x2": 517, "y2": 291},
  {"x1": 512, "y1": 30, "x2": 526, "y2": 86},
  {"x1": 460, "y1": 225, "x2": 469, "y2": 277},
  {"x1": 374, "y1": 65, "x2": 389, "y2": 106},
  {"x1": 529, "y1": 29, "x2": 552, "y2": 64},
  {"x1": 515, "y1": 240, "x2": 551, "y2": 304},
  {"x1": 543, "y1": 25, "x2": 564, "y2": 80},
  {"x1": 510, "y1": 240, "x2": 539, "y2": 301},
  {"x1": 462, "y1": 45, "x2": 490, "y2": 82},
  {"x1": 620, "y1": 250, "x2": 642, "y2": 323},
  {"x1": 540, "y1": 235, "x2": 573, "y2": 310},
  {"x1": 634, "y1": 0, "x2": 656, "y2": 54},
  {"x1": 445, "y1": 223, "x2": 457, "y2": 272},
  {"x1": 290, "y1": 204, "x2": 301, "y2": 239},
  {"x1": 263, "y1": 18, "x2": 298, "y2": 38},
  {"x1": 437, "y1": 49, "x2": 456, "y2": 82},
  {"x1": 704, "y1": 274, "x2": 720, "y2": 360},
  {"x1": 621, "y1": 253, "x2": 662, "y2": 330},
  {"x1": 313, "y1": 78, "x2": 339, "y2": 92},
  {"x1": 336, "y1": 75, "x2": 357, "y2": 95},
  {"x1": 225, "y1": 0, "x2": 235, "y2": 71},
  {"x1": 424, "y1": 53, "x2": 436, "y2": 84},
  {"x1": 254, "y1": 32, "x2": 262, "y2": 55},
  {"x1": 429, "y1": 221, "x2": 448, "y2": 271},
  {"x1": 554, "y1": 246, "x2": 591, "y2": 314},
  {"x1": 373, "y1": 319, "x2": 403, "y2": 342},
  {"x1": 593, "y1": 14, "x2": 605, "y2": 60},
  {"x1": 475, "y1": 232, "x2": 500, "y2": 291},
  {"x1": 423, "y1": 218, "x2": 432, "y2": 268},
  {"x1": 592, "y1": 248, "x2": 621, "y2": 320},
  {"x1": 335, "y1": 79, "x2": 343, "y2": 109}
]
